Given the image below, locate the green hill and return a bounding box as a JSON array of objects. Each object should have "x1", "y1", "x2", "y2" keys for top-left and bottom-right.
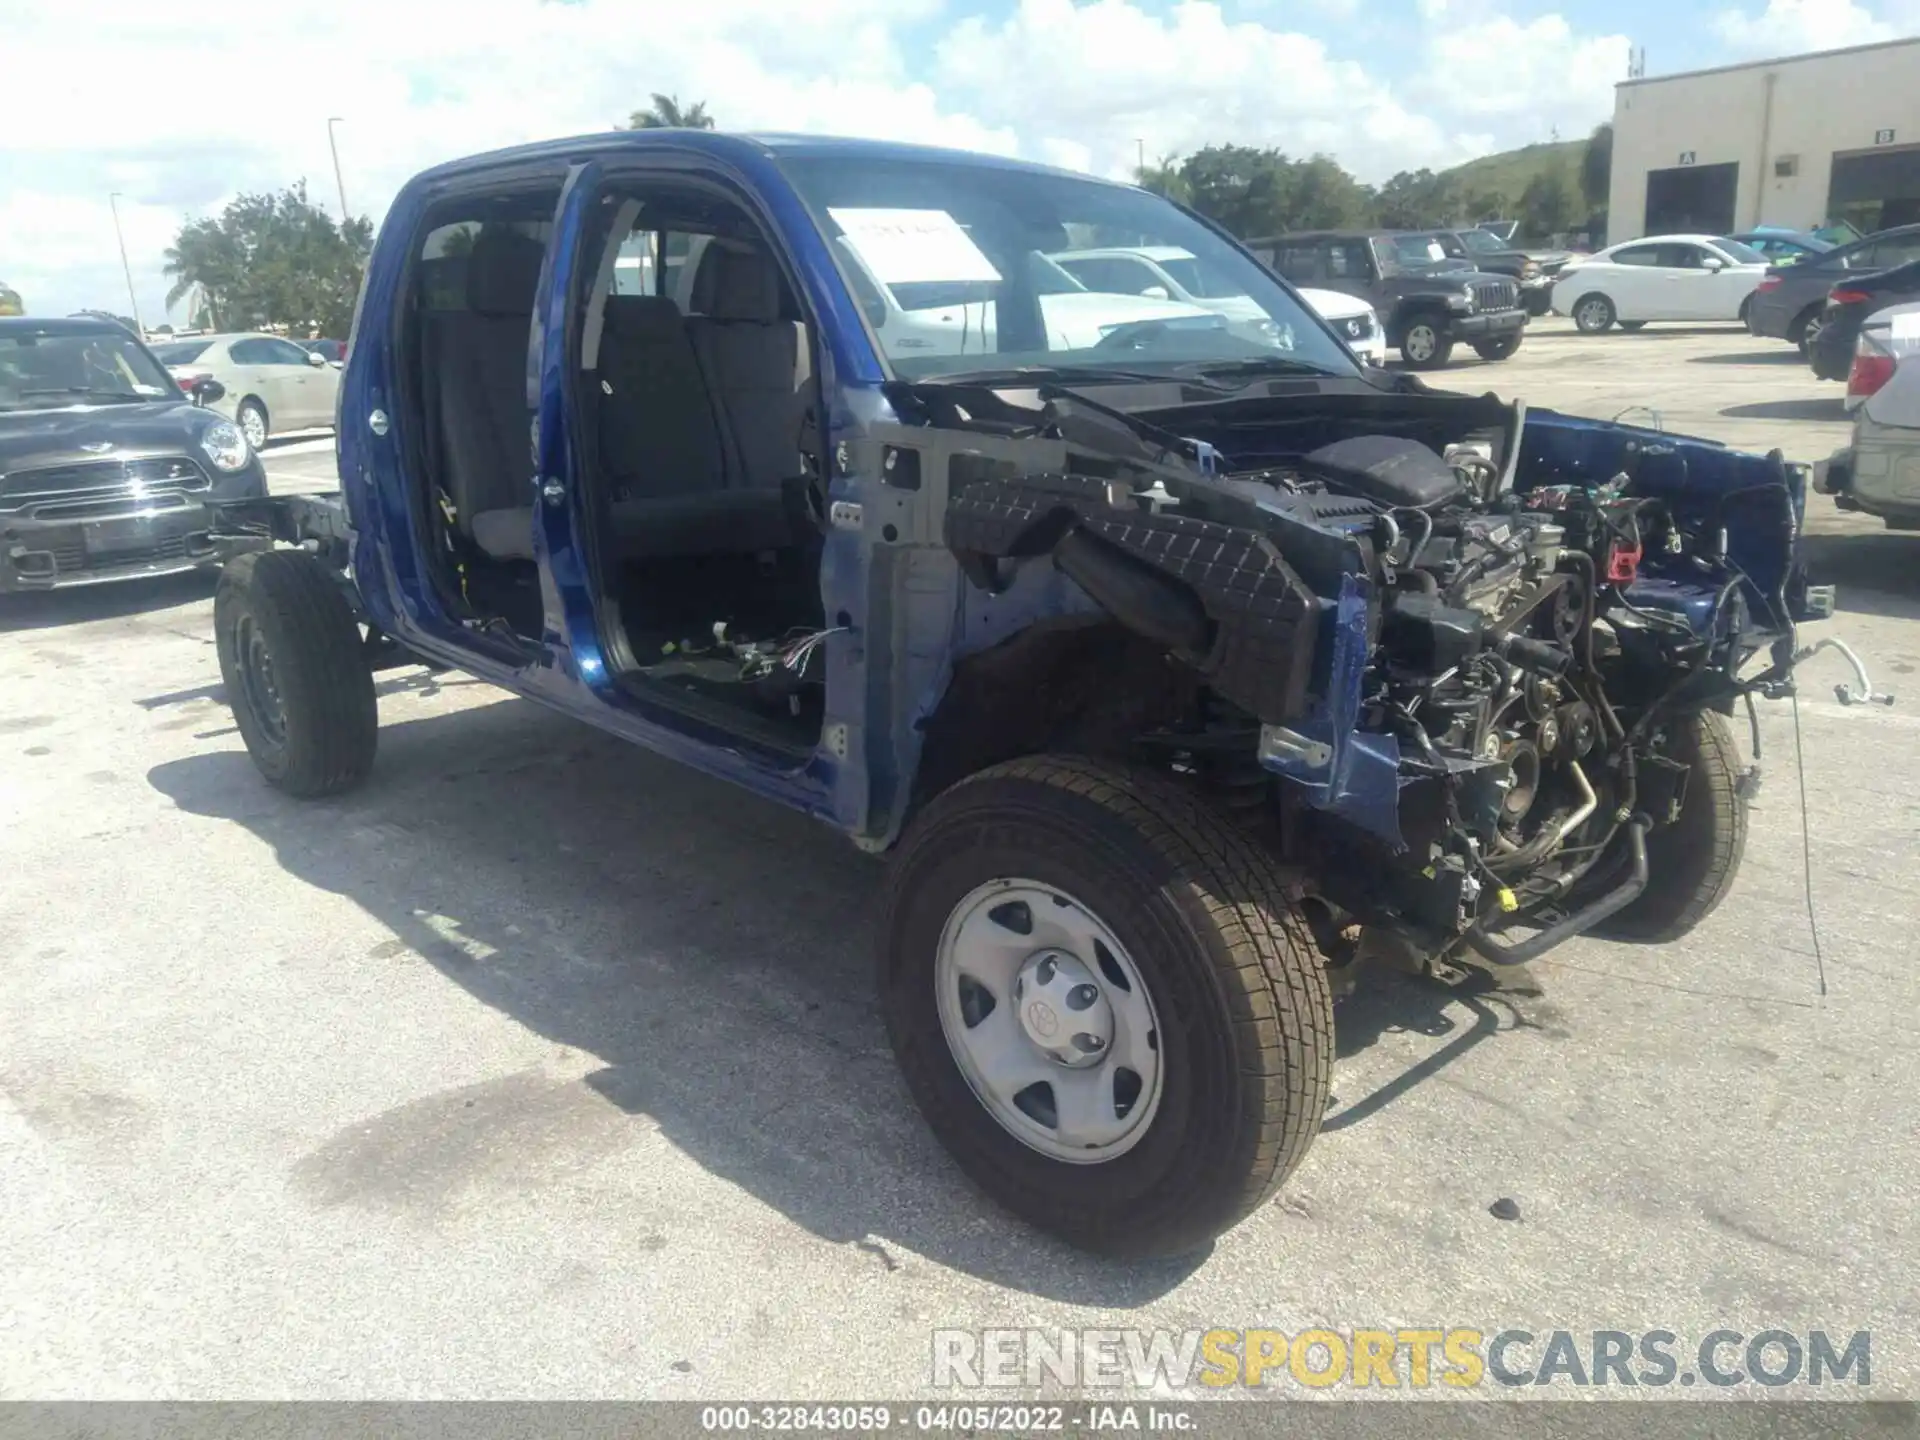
[{"x1": 1437, "y1": 139, "x2": 1585, "y2": 214}]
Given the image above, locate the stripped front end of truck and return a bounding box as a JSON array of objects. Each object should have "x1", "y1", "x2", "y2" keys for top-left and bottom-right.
[{"x1": 910, "y1": 379, "x2": 1826, "y2": 976}]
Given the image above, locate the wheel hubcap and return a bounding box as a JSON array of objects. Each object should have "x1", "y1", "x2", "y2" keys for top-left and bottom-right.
[
  {"x1": 935, "y1": 880, "x2": 1163, "y2": 1163},
  {"x1": 236, "y1": 615, "x2": 287, "y2": 746},
  {"x1": 1580, "y1": 301, "x2": 1607, "y2": 328},
  {"x1": 241, "y1": 408, "x2": 266, "y2": 448},
  {"x1": 1407, "y1": 326, "x2": 1435, "y2": 360}
]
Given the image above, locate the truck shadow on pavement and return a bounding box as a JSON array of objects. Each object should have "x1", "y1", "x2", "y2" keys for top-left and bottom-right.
[{"x1": 147, "y1": 695, "x2": 1531, "y2": 1298}]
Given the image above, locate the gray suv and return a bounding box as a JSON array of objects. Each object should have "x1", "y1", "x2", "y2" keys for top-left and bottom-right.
[
  {"x1": 1746, "y1": 223, "x2": 1920, "y2": 352},
  {"x1": 1252, "y1": 229, "x2": 1527, "y2": 369}
]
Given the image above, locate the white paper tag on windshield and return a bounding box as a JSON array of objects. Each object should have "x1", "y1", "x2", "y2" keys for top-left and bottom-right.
[
  {"x1": 1427, "y1": 241, "x2": 1447, "y2": 263},
  {"x1": 829, "y1": 208, "x2": 1002, "y2": 286}
]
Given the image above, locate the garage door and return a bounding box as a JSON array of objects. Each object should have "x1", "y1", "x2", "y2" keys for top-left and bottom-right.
[
  {"x1": 1830, "y1": 145, "x2": 1920, "y2": 232},
  {"x1": 1645, "y1": 163, "x2": 1738, "y2": 236}
]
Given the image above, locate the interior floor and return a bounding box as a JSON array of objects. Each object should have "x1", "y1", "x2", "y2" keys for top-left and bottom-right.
[{"x1": 614, "y1": 547, "x2": 827, "y2": 746}]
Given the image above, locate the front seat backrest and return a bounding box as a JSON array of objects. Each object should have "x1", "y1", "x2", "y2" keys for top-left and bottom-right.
[{"x1": 685, "y1": 243, "x2": 811, "y2": 489}]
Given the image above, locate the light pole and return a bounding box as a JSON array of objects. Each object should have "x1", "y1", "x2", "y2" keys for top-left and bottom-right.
[
  {"x1": 1137, "y1": 138, "x2": 1146, "y2": 175},
  {"x1": 326, "y1": 117, "x2": 350, "y2": 222},
  {"x1": 107, "y1": 193, "x2": 143, "y2": 336}
]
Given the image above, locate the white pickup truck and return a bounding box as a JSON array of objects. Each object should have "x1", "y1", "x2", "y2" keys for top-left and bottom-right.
[{"x1": 1048, "y1": 244, "x2": 1387, "y2": 365}]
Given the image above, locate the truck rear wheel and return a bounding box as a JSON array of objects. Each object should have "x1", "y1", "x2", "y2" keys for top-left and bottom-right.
[
  {"x1": 1595, "y1": 710, "x2": 1747, "y2": 942},
  {"x1": 878, "y1": 756, "x2": 1333, "y2": 1257},
  {"x1": 215, "y1": 549, "x2": 377, "y2": 798}
]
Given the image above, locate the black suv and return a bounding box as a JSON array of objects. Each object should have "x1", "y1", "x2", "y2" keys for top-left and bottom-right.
[
  {"x1": 1, "y1": 316, "x2": 266, "y2": 590},
  {"x1": 1250, "y1": 230, "x2": 1527, "y2": 369}
]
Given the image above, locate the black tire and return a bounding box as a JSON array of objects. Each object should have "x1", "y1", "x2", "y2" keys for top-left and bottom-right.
[
  {"x1": 236, "y1": 398, "x2": 270, "y2": 450},
  {"x1": 1595, "y1": 710, "x2": 1747, "y2": 942},
  {"x1": 1399, "y1": 318, "x2": 1454, "y2": 369},
  {"x1": 878, "y1": 755, "x2": 1333, "y2": 1258},
  {"x1": 1572, "y1": 293, "x2": 1615, "y2": 334},
  {"x1": 1792, "y1": 305, "x2": 1824, "y2": 354},
  {"x1": 215, "y1": 549, "x2": 377, "y2": 798},
  {"x1": 1472, "y1": 334, "x2": 1523, "y2": 361},
  {"x1": 1738, "y1": 295, "x2": 1754, "y2": 327},
  {"x1": 1618, "y1": 320, "x2": 1647, "y2": 332}
]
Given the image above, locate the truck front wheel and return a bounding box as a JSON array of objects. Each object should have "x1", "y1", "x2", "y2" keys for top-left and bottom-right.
[
  {"x1": 1594, "y1": 710, "x2": 1748, "y2": 942},
  {"x1": 1399, "y1": 319, "x2": 1454, "y2": 369},
  {"x1": 878, "y1": 756, "x2": 1333, "y2": 1258},
  {"x1": 215, "y1": 549, "x2": 377, "y2": 798}
]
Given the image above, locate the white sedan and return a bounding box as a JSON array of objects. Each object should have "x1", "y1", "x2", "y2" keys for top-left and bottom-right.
[
  {"x1": 149, "y1": 332, "x2": 341, "y2": 448},
  {"x1": 1551, "y1": 234, "x2": 1770, "y2": 334},
  {"x1": 1048, "y1": 244, "x2": 1385, "y2": 365},
  {"x1": 1815, "y1": 302, "x2": 1920, "y2": 527}
]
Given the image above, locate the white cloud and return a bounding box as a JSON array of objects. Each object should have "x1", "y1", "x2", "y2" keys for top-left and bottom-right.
[
  {"x1": 937, "y1": 0, "x2": 1464, "y2": 179},
  {"x1": 1421, "y1": 15, "x2": 1628, "y2": 128},
  {"x1": 1711, "y1": 0, "x2": 1896, "y2": 54},
  {"x1": 0, "y1": 0, "x2": 1637, "y2": 321}
]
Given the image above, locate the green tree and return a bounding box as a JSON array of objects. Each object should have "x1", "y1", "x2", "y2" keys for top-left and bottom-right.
[
  {"x1": 1520, "y1": 166, "x2": 1577, "y2": 241},
  {"x1": 1168, "y1": 145, "x2": 1373, "y2": 238},
  {"x1": 164, "y1": 181, "x2": 372, "y2": 337},
  {"x1": 1374, "y1": 168, "x2": 1461, "y2": 228},
  {"x1": 1289, "y1": 154, "x2": 1375, "y2": 230},
  {"x1": 625, "y1": 94, "x2": 714, "y2": 130},
  {"x1": 1467, "y1": 190, "x2": 1511, "y2": 223},
  {"x1": 1134, "y1": 159, "x2": 1191, "y2": 206}
]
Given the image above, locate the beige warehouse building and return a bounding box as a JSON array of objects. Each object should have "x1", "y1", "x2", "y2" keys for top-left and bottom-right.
[{"x1": 1609, "y1": 36, "x2": 1920, "y2": 243}]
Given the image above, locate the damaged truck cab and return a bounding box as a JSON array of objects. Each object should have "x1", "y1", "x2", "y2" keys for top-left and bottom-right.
[{"x1": 210, "y1": 132, "x2": 1828, "y2": 1258}]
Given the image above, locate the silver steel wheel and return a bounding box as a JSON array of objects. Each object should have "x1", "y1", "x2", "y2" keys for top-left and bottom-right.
[
  {"x1": 1802, "y1": 314, "x2": 1825, "y2": 353},
  {"x1": 238, "y1": 402, "x2": 268, "y2": 450},
  {"x1": 1576, "y1": 297, "x2": 1612, "y2": 332},
  {"x1": 1404, "y1": 324, "x2": 1438, "y2": 363},
  {"x1": 934, "y1": 879, "x2": 1163, "y2": 1163}
]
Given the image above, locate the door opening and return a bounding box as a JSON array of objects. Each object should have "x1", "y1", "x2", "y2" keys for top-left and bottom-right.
[{"x1": 1645, "y1": 162, "x2": 1738, "y2": 236}]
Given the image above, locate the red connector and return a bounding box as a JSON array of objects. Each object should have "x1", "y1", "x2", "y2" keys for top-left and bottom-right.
[{"x1": 1606, "y1": 538, "x2": 1642, "y2": 584}]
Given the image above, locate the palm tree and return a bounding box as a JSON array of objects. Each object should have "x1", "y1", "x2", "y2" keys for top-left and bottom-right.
[
  {"x1": 626, "y1": 94, "x2": 714, "y2": 130},
  {"x1": 163, "y1": 220, "x2": 240, "y2": 331}
]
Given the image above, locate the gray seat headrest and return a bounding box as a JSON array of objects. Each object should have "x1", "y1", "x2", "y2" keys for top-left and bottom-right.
[
  {"x1": 690, "y1": 243, "x2": 784, "y2": 323},
  {"x1": 466, "y1": 229, "x2": 547, "y2": 317}
]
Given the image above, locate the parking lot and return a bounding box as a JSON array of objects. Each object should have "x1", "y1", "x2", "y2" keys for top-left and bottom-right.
[{"x1": 2, "y1": 315, "x2": 1916, "y2": 1399}]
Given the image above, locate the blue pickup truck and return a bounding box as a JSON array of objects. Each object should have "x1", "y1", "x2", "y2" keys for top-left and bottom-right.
[{"x1": 208, "y1": 130, "x2": 1827, "y2": 1257}]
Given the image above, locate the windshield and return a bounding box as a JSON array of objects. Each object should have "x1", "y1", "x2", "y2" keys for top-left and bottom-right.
[
  {"x1": 1389, "y1": 234, "x2": 1453, "y2": 267},
  {"x1": 777, "y1": 154, "x2": 1358, "y2": 381},
  {"x1": 151, "y1": 340, "x2": 215, "y2": 365},
  {"x1": 0, "y1": 329, "x2": 178, "y2": 411},
  {"x1": 1713, "y1": 238, "x2": 1769, "y2": 265},
  {"x1": 1158, "y1": 254, "x2": 1244, "y2": 299},
  {"x1": 1458, "y1": 230, "x2": 1505, "y2": 254}
]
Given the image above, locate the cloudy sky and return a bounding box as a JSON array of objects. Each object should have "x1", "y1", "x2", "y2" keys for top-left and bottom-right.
[{"x1": 2, "y1": 0, "x2": 1915, "y2": 324}]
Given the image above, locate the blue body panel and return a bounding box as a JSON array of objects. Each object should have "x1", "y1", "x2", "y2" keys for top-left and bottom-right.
[{"x1": 333, "y1": 132, "x2": 1804, "y2": 854}]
